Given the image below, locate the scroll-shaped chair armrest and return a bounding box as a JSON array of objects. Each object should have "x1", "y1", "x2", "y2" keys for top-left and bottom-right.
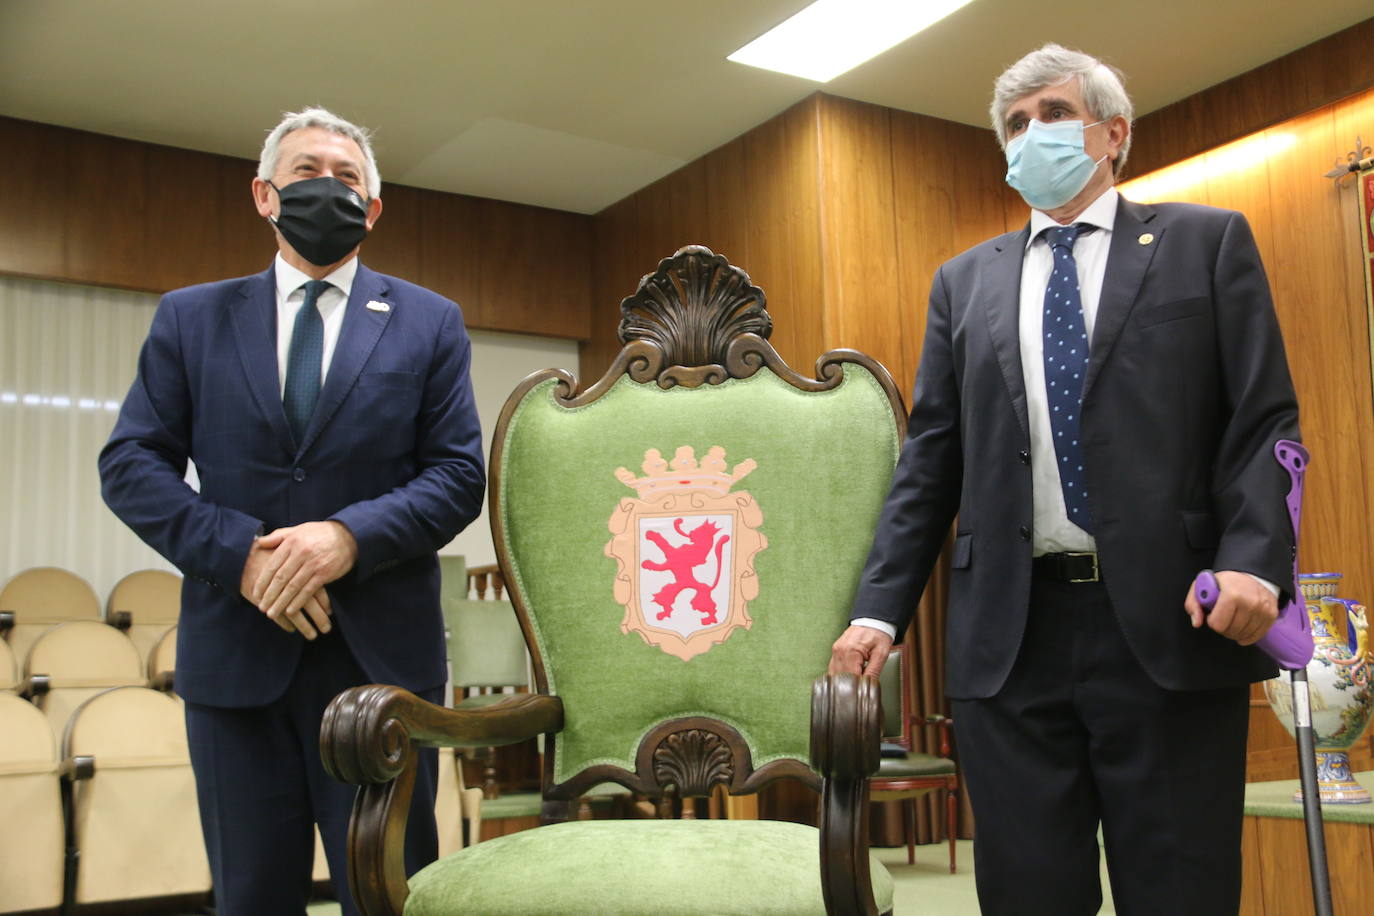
[
  {"x1": 811, "y1": 673, "x2": 882, "y2": 916},
  {"x1": 319, "y1": 685, "x2": 564, "y2": 916}
]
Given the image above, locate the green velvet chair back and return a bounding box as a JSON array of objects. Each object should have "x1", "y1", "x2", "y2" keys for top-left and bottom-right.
[
  {"x1": 439, "y1": 556, "x2": 528, "y2": 690},
  {"x1": 491, "y1": 246, "x2": 905, "y2": 802}
]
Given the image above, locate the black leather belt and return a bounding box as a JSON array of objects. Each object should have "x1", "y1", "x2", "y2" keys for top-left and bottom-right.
[{"x1": 1032, "y1": 551, "x2": 1100, "y2": 583}]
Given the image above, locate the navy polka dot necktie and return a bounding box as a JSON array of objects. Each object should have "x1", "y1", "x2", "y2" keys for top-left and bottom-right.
[
  {"x1": 1042, "y1": 223, "x2": 1095, "y2": 534},
  {"x1": 283, "y1": 279, "x2": 330, "y2": 445}
]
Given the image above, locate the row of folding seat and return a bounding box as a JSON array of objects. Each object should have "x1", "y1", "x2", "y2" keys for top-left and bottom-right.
[{"x1": 0, "y1": 566, "x2": 182, "y2": 673}]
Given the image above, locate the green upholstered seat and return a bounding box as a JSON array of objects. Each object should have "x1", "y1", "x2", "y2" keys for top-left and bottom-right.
[
  {"x1": 876, "y1": 753, "x2": 957, "y2": 779},
  {"x1": 406, "y1": 820, "x2": 894, "y2": 916}
]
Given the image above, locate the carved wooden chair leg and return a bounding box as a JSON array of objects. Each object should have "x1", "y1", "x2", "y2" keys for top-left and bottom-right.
[
  {"x1": 946, "y1": 781, "x2": 958, "y2": 874},
  {"x1": 903, "y1": 798, "x2": 916, "y2": 866}
]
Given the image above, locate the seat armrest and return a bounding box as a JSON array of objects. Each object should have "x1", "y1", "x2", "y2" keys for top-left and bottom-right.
[
  {"x1": 811, "y1": 673, "x2": 882, "y2": 916},
  {"x1": 108, "y1": 610, "x2": 133, "y2": 631},
  {"x1": 318, "y1": 685, "x2": 563, "y2": 916},
  {"x1": 0, "y1": 610, "x2": 13, "y2": 635},
  {"x1": 924, "y1": 713, "x2": 955, "y2": 758}
]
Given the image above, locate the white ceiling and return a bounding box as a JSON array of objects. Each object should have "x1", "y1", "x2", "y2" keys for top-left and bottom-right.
[{"x1": 2, "y1": 1, "x2": 1370, "y2": 214}]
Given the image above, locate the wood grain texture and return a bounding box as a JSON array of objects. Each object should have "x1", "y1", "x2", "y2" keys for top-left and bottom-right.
[
  {"x1": 0, "y1": 116, "x2": 593, "y2": 339},
  {"x1": 1246, "y1": 816, "x2": 1374, "y2": 916},
  {"x1": 1131, "y1": 17, "x2": 1374, "y2": 178}
]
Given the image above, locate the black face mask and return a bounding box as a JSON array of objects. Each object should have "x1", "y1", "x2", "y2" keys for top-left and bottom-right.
[{"x1": 268, "y1": 176, "x2": 370, "y2": 266}]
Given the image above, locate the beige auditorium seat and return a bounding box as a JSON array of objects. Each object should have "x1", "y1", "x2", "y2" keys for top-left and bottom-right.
[
  {"x1": 24, "y1": 621, "x2": 145, "y2": 734},
  {"x1": 0, "y1": 566, "x2": 102, "y2": 668},
  {"x1": 0, "y1": 693, "x2": 65, "y2": 912},
  {"x1": 106, "y1": 569, "x2": 182, "y2": 665},
  {"x1": 0, "y1": 637, "x2": 18, "y2": 693},
  {"x1": 147, "y1": 624, "x2": 178, "y2": 691},
  {"x1": 62, "y1": 686, "x2": 211, "y2": 906}
]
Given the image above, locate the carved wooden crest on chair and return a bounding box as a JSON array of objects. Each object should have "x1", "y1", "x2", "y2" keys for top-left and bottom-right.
[{"x1": 321, "y1": 246, "x2": 905, "y2": 916}]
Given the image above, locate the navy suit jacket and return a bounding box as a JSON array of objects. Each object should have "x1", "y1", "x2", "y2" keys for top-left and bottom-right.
[
  {"x1": 852, "y1": 198, "x2": 1300, "y2": 698},
  {"x1": 100, "y1": 262, "x2": 485, "y2": 707}
]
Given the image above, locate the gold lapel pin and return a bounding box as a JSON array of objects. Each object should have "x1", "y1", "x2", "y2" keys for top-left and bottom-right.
[
  {"x1": 1138, "y1": 233, "x2": 1154, "y2": 246},
  {"x1": 366, "y1": 300, "x2": 391, "y2": 312}
]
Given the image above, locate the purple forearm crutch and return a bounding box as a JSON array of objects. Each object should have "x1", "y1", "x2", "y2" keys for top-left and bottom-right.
[{"x1": 1193, "y1": 439, "x2": 1332, "y2": 916}]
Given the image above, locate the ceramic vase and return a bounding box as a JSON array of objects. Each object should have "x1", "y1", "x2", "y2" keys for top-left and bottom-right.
[{"x1": 1263, "y1": 572, "x2": 1372, "y2": 803}]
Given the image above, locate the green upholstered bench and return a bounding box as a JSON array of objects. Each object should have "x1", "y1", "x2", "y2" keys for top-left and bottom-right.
[{"x1": 323, "y1": 246, "x2": 905, "y2": 916}]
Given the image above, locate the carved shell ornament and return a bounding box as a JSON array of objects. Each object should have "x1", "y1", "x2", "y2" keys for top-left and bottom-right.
[
  {"x1": 618, "y1": 245, "x2": 773, "y2": 380},
  {"x1": 653, "y1": 728, "x2": 735, "y2": 797}
]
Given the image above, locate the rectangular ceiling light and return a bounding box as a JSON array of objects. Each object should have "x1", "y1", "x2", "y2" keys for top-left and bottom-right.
[{"x1": 728, "y1": 0, "x2": 975, "y2": 82}]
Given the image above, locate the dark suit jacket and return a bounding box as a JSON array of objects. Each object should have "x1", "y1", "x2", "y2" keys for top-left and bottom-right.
[
  {"x1": 100, "y1": 262, "x2": 485, "y2": 707},
  {"x1": 852, "y1": 197, "x2": 1300, "y2": 698}
]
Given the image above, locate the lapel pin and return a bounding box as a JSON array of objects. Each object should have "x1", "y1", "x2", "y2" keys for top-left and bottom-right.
[
  {"x1": 1138, "y1": 233, "x2": 1154, "y2": 246},
  {"x1": 366, "y1": 300, "x2": 391, "y2": 312}
]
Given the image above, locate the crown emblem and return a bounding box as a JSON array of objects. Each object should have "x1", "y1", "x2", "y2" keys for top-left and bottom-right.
[{"x1": 614, "y1": 446, "x2": 756, "y2": 502}]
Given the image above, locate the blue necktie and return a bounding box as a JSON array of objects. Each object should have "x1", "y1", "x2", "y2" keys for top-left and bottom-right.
[
  {"x1": 283, "y1": 280, "x2": 329, "y2": 445},
  {"x1": 1042, "y1": 224, "x2": 1095, "y2": 534}
]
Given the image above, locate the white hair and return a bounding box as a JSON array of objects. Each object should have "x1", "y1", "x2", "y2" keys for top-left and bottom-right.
[
  {"x1": 990, "y1": 44, "x2": 1134, "y2": 174},
  {"x1": 257, "y1": 106, "x2": 381, "y2": 199}
]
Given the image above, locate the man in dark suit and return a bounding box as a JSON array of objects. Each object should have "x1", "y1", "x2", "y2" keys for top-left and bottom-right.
[
  {"x1": 830, "y1": 45, "x2": 1299, "y2": 915},
  {"x1": 100, "y1": 107, "x2": 485, "y2": 915}
]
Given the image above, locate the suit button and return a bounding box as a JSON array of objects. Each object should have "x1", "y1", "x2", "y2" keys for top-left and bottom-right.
[
  {"x1": 1018, "y1": 450, "x2": 1030, "y2": 465},
  {"x1": 293, "y1": 468, "x2": 306, "y2": 482},
  {"x1": 1019, "y1": 526, "x2": 1031, "y2": 541}
]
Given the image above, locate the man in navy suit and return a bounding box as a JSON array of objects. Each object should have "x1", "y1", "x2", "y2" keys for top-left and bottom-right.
[
  {"x1": 100, "y1": 107, "x2": 485, "y2": 915},
  {"x1": 830, "y1": 46, "x2": 1299, "y2": 915}
]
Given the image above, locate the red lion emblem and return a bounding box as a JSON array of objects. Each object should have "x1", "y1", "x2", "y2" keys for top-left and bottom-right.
[{"x1": 641, "y1": 518, "x2": 730, "y2": 625}]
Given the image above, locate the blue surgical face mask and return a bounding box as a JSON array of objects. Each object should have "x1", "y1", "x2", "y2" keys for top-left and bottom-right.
[{"x1": 1004, "y1": 119, "x2": 1108, "y2": 211}]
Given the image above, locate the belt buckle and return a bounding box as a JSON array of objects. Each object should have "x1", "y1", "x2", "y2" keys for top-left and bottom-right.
[{"x1": 1066, "y1": 551, "x2": 1099, "y2": 583}]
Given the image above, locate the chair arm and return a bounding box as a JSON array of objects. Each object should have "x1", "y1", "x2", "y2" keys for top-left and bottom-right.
[
  {"x1": 811, "y1": 673, "x2": 883, "y2": 916},
  {"x1": 318, "y1": 685, "x2": 563, "y2": 916},
  {"x1": 108, "y1": 610, "x2": 132, "y2": 631},
  {"x1": 923, "y1": 713, "x2": 954, "y2": 759},
  {"x1": 0, "y1": 610, "x2": 13, "y2": 635}
]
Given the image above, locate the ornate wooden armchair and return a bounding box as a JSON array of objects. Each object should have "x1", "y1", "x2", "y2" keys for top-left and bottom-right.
[{"x1": 322, "y1": 246, "x2": 906, "y2": 915}]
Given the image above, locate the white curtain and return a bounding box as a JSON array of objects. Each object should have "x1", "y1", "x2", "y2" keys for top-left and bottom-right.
[
  {"x1": 0, "y1": 275, "x2": 176, "y2": 606},
  {"x1": 0, "y1": 274, "x2": 581, "y2": 606}
]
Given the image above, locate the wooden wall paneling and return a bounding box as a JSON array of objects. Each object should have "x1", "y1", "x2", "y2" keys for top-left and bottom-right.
[
  {"x1": 63, "y1": 131, "x2": 150, "y2": 290},
  {"x1": 1240, "y1": 815, "x2": 1264, "y2": 916},
  {"x1": 1255, "y1": 816, "x2": 1318, "y2": 916},
  {"x1": 1130, "y1": 17, "x2": 1374, "y2": 177},
  {"x1": 1326, "y1": 821, "x2": 1374, "y2": 914},
  {"x1": 418, "y1": 190, "x2": 483, "y2": 323},
  {"x1": 141, "y1": 145, "x2": 265, "y2": 290},
  {"x1": 1265, "y1": 106, "x2": 1374, "y2": 604},
  {"x1": 580, "y1": 196, "x2": 636, "y2": 385},
  {"x1": 703, "y1": 136, "x2": 753, "y2": 279},
  {"x1": 363, "y1": 182, "x2": 423, "y2": 283},
  {"x1": 741, "y1": 96, "x2": 825, "y2": 370},
  {"x1": 0, "y1": 117, "x2": 67, "y2": 279},
  {"x1": 815, "y1": 95, "x2": 904, "y2": 380},
  {"x1": 473, "y1": 198, "x2": 591, "y2": 340}
]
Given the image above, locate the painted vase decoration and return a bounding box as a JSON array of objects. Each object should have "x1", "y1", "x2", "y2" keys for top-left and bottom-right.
[{"x1": 1263, "y1": 572, "x2": 1373, "y2": 803}]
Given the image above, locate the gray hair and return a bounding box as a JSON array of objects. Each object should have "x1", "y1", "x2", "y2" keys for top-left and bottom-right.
[
  {"x1": 990, "y1": 44, "x2": 1134, "y2": 174},
  {"x1": 257, "y1": 107, "x2": 381, "y2": 199}
]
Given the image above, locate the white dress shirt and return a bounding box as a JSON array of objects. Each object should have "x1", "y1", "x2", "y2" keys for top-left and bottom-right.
[{"x1": 273, "y1": 253, "x2": 357, "y2": 397}]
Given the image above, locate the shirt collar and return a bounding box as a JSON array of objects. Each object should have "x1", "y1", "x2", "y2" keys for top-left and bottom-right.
[
  {"x1": 1026, "y1": 187, "x2": 1120, "y2": 249},
  {"x1": 273, "y1": 252, "x2": 358, "y2": 302}
]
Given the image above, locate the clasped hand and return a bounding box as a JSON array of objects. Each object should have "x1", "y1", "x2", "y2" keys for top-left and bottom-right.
[{"x1": 238, "y1": 521, "x2": 359, "y2": 639}]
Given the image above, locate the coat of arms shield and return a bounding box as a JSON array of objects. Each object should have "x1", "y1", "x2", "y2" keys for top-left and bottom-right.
[{"x1": 606, "y1": 445, "x2": 767, "y2": 660}]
